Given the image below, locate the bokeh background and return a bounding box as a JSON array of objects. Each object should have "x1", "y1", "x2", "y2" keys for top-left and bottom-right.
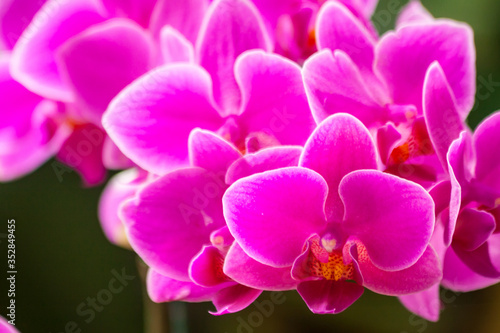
[{"x1": 2, "y1": 0, "x2": 500, "y2": 332}]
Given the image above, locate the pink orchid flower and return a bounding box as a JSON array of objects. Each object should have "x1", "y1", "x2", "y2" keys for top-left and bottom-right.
[{"x1": 223, "y1": 113, "x2": 441, "y2": 314}]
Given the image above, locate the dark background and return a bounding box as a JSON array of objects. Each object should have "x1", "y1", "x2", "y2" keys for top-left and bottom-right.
[{"x1": 2, "y1": 0, "x2": 500, "y2": 332}]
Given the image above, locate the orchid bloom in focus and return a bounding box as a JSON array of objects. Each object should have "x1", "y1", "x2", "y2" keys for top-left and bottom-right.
[{"x1": 223, "y1": 113, "x2": 441, "y2": 313}]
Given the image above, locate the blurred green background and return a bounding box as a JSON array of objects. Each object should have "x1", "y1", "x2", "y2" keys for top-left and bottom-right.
[{"x1": 2, "y1": 0, "x2": 500, "y2": 332}]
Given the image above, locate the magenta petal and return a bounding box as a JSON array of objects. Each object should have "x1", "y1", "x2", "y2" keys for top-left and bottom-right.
[
  {"x1": 57, "y1": 18, "x2": 156, "y2": 124},
  {"x1": 251, "y1": 0, "x2": 301, "y2": 28},
  {"x1": 0, "y1": 55, "x2": 66, "y2": 180},
  {"x1": 102, "y1": 64, "x2": 224, "y2": 175},
  {"x1": 399, "y1": 284, "x2": 441, "y2": 322},
  {"x1": 454, "y1": 209, "x2": 496, "y2": 252},
  {"x1": 375, "y1": 20, "x2": 475, "y2": 116},
  {"x1": 147, "y1": 269, "x2": 220, "y2": 303},
  {"x1": 236, "y1": 50, "x2": 315, "y2": 145},
  {"x1": 316, "y1": 1, "x2": 375, "y2": 74},
  {"x1": 395, "y1": 1, "x2": 433, "y2": 29},
  {"x1": 100, "y1": 0, "x2": 156, "y2": 27},
  {"x1": 423, "y1": 62, "x2": 465, "y2": 169},
  {"x1": 122, "y1": 168, "x2": 226, "y2": 280},
  {"x1": 377, "y1": 123, "x2": 402, "y2": 164},
  {"x1": 196, "y1": 0, "x2": 271, "y2": 113},
  {"x1": 0, "y1": 315, "x2": 19, "y2": 333},
  {"x1": 442, "y1": 246, "x2": 500, "y2": 292},
  {"x1": 160, "y1": 26, "x2": 195, "y2": 63},
  {"x1": 225, "y1": 146, "x2": 302, "y2": 185},
  {"x1": 56, "y1": 124, "x2": 106, "y2": 186},
  {"x1": 189, "y1": 246, "x2": 232, "y2": 287},
  {"x1": 0, "y1": 0, "x2": 46, "y2": 49},
  {"x1": 302, "y1": 49, "x2": 385, "y2": 126},
  {"x1": 211, "y1": 284, "x2": 262, "y2": 315},
  {"x1": 354, "y1": 245, "x2": 442, "y2": 296},
  {"x1": 224, "y1": 242, "x2": 297, "y2": 291},
  {"x1": 188, "y1": 129, "x2": 241, "y2": 176},
  {"x1": 297, "y1": 280, "x2": 364, "y2": 314},
  {"x1": 453, "y1": 233, "x2": 500, "y2": 279},
  {"x1": 340, "y1": 170, "x2": 435, "y2": 271},
  {"x1": 473, "y1": 112, "x2": 500, "y2": 188},
  {"x1": 223, "y1": 167, "x2": 328, "y2": 267},
  {"x1": 98, "y1": 168, "x2": 146, "y2": 246},
  {"x1": 102, "y1": 136, "x2": 134, "y2": 170},
  {"x1": 149, "y1": 0, "x2": 208, "y2": 43},
  {"x1": 300, "y1": 113, "x2": 377, "y2": 221},
  {"x1": 10, "y1": 0, "x2": 107, "y2": 101}
]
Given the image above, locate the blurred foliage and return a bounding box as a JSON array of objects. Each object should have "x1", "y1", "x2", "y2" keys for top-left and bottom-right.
[{"x1": 2, "y1": 0, "x2": 500, "y2": 332}]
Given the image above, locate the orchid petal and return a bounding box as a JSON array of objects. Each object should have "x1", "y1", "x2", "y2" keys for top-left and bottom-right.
[
  {"x1": 395, "y1": 1, "x2": 433, "y2": 29},
  {"x1": 297, "y1": 280, "x2": 364, "y2": 314},
  {"x1": 160, "y1": 26, "x2": 195, "y2": 64},
  {"x1": 121, "y1": 168, "x2": 226, "y2": 281},
  {"x1": 102, "y1": 64, "x2": 224, "y2": 175},
  {"x1": 300, "y1": 113, "x2": 377, "y2": 221},
  {"x1": 57, "y1": 18, "x2": 156, "y2": 125},
  {"x1": 56, "y1": 124, "x2": 106, "y2": 186},
  {"x1": 149, "y1": 0, "x2": 208, "y2": 43},
  {"x1": 100, "y1": 0, "x2": 156, "y2": 27},
  {"x1": 211, "y1": 284, "x2": 262, "y2": 315},
  {"x1": 316, "y1": 1, "x2": 376, "y2": 74},
  {"x1": 340, "y1": 170, "x2": 435, "y2": 271},
  {"x1": 454, "y1": 208, "x2": 496, "y2": 252},
  {"x1": 352, "y1": 243, "x2": 442, "y2": 295},
  {"x1": 189, "y1": 246, "x2": 232, "y2": 287},
  {"x1": 223, "y1": 167, "x2": 328, "y2": 267},
  {"x1": 473, "y1": 111, "x2": 500, "y2": 189},
  {"x1": 453, "y1": 233, "x2": 500, "y2": 278},
  {"x1": 196, "y1": 0, "x2": 271, "y2": 113},
  {"x1": 235, "y1": 50, "x2": 315, "y2": 145},
  {"x1": 302, "y1": 49, "x2": 385, "y2": 126},
  {"x1": 442, "y1": 246, "x2": 500, "y2": 292},
  {"x1": 10, "y1": 0, "x2": 107, "y2": 101},
  {"x1": 224, "y1": 242, "x2": 297, "y2": 291},
  {"x1": 0, "y1": 0, "x2": 46, "y2": 49},
  {"x1": 423, "y1": 62, "x2": 466, "y2": 170},
  {"x1": 98, "y1": 168, "x2": 146, "y2": 246},
  {"x1": 147, "y1": 269, "x2": 220, "y2": 303},
  {"x1": 375, "y1": 20, "x2": 475, "y2": 116},
  {"x1": 188, "y1": 128, "x2": 241, "y2": 176},
  {"x1": 226, "y1": 146, "x2": 302, "y2": 185},
  {"x1": 399, "y1": 284, "x2": 441, "y2": 322}
]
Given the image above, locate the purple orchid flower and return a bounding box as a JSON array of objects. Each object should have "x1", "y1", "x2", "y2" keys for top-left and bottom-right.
[
  {"x1": 103, "y1": 0, "x2": 315, "y2": 176},
  {"x1": 119, "y1": 128, "x2": 302, "y2": 314},
  {"x1": 302, "y1": 1, "x2": 475, "y2": 186},
  {"x1": 223, "y1": 113, "x2": 441, "y2": 314}
]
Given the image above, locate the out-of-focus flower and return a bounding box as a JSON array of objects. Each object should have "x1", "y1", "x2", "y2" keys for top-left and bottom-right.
[{"x1": 103, "y1": 0, "x2": 316, "y2": 176}]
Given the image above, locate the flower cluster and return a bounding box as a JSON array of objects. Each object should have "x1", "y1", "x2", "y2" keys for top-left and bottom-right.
[{"x1": 2, "y1": 0, "x2": 500, "y2": 321}]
